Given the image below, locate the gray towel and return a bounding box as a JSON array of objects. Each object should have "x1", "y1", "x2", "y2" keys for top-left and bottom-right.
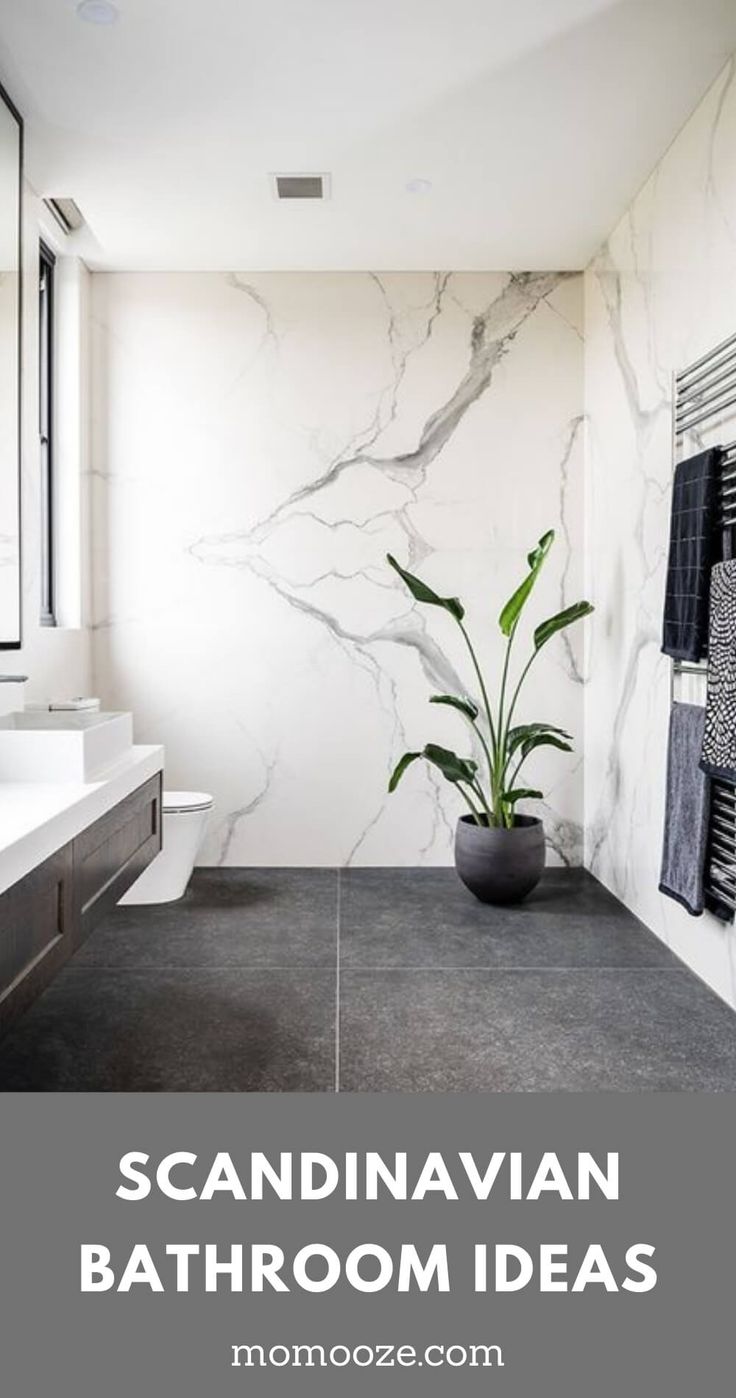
[
  {"x1": 659, "y1": 702, "x2": 710, "y2": 916},
  {"x1": 700, "y1": 559, "x2": 736, "y2": 780}
]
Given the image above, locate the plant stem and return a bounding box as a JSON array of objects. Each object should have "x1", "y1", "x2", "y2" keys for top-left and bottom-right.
[
  {"x1": 458, "y1": 783, "x2": 483, "y2": 826},
  {"x1": 503, "y1": 648, "x2": 539, "y2": 754},
  {"x1": 496, "y1": 628, "x2": 514, "y2": 748},
  {"x1": 459, "y1": 712, "x2": 495, "y2": 809},
  {"x1": 494, "y1": 626, "x2": 516, "y2": 822},
  {"x1": 495, "y1": 649, "x2": 541, "y2": 826},
  {"x1": 506, "y1": 754, "x2": 526, "y2": 793},
  {"x1": 458, "y1": 620, "x2": 497, "y2": 764},
  {"x1": 470, "y1": 778, "x2": 494, "y2": 825}
]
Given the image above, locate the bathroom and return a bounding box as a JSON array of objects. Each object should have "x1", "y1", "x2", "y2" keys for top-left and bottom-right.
[{"x1": 2, "y1": 0, "x2": 736, "y2": 1090}]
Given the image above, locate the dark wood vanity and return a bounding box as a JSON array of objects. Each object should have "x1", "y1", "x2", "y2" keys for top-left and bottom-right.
[{"x1": 0, "y1": 773, "x2": 161, "y2": 1037}]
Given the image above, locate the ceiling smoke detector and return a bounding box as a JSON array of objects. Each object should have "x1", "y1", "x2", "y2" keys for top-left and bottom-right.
[
  {"x1": 76, "y1": 0, "x2": 119, "y2": 23},
  {"x1": 43, "y1": 197, "x2": 86, "y2": 235},
  {"x1": 271, "y1": 173, "x2": 330, "y2": 201}
]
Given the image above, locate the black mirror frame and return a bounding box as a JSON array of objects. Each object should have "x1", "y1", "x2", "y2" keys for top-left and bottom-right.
[{"x1": 0, "y1": 78, "x2": 23, "y2": 651}]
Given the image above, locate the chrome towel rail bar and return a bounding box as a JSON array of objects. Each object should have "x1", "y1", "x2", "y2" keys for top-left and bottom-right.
[
  {"x1": 677, "y1": 381, "x2": 736, "y2": 423},
  {"x1": 676, "y1": 347, "x2": 736, "y2": 400},
  {"x1": 676, "y1": 389, "x2": 736, "y2": 435},
  {"x1": 676, "y1": 330, "x2": 736, "y2": 384}
]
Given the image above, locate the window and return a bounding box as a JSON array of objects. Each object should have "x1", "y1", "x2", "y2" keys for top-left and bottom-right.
[{"x1": 39, "y1": 241, "x2": 56, "y2": 625}]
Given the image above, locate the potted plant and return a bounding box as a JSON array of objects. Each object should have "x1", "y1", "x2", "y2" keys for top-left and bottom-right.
[{"x1": 386, "y1": 532, "x2": 593, "y2": 903}]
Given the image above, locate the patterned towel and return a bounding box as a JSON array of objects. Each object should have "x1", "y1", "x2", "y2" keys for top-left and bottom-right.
[
  {"x1": 659, "y1": 703, "x2": 710, "y2": 916},
  {"x1": 700, "y1": 559, "x2": 736, "y2": 780},
  {"x1": 661, "y1": 448, "x2": 721, "y2": 663}
]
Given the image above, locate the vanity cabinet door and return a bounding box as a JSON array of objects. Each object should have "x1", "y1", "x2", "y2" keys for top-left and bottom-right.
[
  {"x1": 0, "y1": 843, "x2": 74, "y2": 1033},
  {"x1": 0, "y1": 773, "x2": 163, "y2": 1037},
  {"x1": 73, "y1": 773, "x2": 162, "y2": 940}
]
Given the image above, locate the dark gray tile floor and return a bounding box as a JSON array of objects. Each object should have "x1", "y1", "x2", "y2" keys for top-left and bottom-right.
[
  {"x1": 1, "y1": 867, "x2": 736, "y2": 1092},
  {"x1": 76, "y1": 868, "x2": 339, "y2": 970}
]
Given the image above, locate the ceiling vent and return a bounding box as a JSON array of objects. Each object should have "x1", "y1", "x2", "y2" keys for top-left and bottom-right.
[
  {"x1": 272, "y1": 173, "x2": 330, "y2": 201},
  {"x1": 43, "y1": 197, "x2": 85, "y2": 235}
]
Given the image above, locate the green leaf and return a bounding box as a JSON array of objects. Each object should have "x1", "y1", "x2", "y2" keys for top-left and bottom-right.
[
  {"x1": 506, "y1": 722, "x2": 572, "y2": 759},
  {"x1": 502, "y1": 788, "x2": 544, "y2": 804},
  {"x1": 387, "y1": 554, "x2": 465, "y2": 623},
  {"x1": 526, "y1": 532, "x2": 555, "y2": 572},
  {"x1": 389, "y1": 744, "x2": 480, "y2": 797},
  {"x1": 498, "y1": 530, "x2": 555, "y2": 636},
  {"x1": 429, "y1": 694, "x2": 479, "y2": 722},
  {"x1": 513, "y1": 735, "x2": 573, "y2": 766},
  {"x1": 522, "y1": 734, "x2": 572, "y2": 757},
  {"x1": 534, "y1": 600, "x2": 594, "y2": 651},
  {"x1": 423, "y1": 743, "x2": 478, "y2": 787},
  {"x1": 388, "y1": 751, "x2": 422, "y2": 793}
]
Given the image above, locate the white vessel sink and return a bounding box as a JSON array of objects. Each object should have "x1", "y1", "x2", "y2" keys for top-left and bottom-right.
[{"x1": 0, "y1": 711, "x2": 133, "y2": 782}]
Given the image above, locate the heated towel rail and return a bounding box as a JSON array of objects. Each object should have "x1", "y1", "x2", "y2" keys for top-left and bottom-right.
[{"x1": 672, "y1": 331, "x2": 736, "y2": 915}]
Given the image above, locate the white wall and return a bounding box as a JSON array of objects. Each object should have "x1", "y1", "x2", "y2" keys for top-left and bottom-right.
[
  {"x1": 90, "y1": 270, "x2": 585, "y2": 867},
  {"x1": 11, "y1": 183, "x2": 91, "y2": 702},
  {"x1": 584, "y1": 58, "x2": 736, "y2": 1005}
]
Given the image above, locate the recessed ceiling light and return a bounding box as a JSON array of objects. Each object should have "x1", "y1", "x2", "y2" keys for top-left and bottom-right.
[
  {"x1": 76, "y1": 0, "x2": 119, "y2": 24},
  {"x1": 406, "y1": 178, "x2": 432, "y2": 195}
]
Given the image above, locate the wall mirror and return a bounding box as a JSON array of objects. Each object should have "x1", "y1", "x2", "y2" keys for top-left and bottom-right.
[{"x1": 0, "y1": 82, "x2": 21, "y2": 649}]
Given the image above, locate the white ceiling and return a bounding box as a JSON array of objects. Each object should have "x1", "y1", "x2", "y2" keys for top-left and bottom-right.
[{"x1": 0, "y1": 0, "x2": 735, "y2": 270}]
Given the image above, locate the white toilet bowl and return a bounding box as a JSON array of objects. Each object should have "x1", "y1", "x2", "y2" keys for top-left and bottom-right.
[{"x1": 120, "y1": 790, "x2": 213, "y2": 905}]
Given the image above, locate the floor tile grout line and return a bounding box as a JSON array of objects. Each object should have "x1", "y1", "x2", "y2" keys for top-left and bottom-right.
[
  {"x1": 339, "y1": 965, "x2": 684, "y2": 974},
  {"x1": 68, "y1": 965, "x2": 339, "y2": 972},
  {"x1": 335, "y1": 868, "x2": 341, "y2": 1094},
  {"x1": 65, "y1": 963, "x2": 683, "y2": 973}
]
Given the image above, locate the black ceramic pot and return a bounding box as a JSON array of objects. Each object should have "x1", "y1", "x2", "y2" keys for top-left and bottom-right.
[{"x1": 454, "y1": 814, "x2": 545, "y2": 904}]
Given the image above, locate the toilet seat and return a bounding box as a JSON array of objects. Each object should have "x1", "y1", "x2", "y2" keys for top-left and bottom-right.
[{"x1": 163, "y1": 790, "x2": 213, "y2": 814}]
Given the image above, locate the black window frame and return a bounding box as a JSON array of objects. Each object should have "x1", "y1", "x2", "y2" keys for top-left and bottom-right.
[{"x1": 39, "y1": 239, "x2": 56, "y2": 627}]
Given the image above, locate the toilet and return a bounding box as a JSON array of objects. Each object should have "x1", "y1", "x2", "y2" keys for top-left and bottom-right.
[{"x1": 120, "y1": 790, "x2": 213, "y2": 905}]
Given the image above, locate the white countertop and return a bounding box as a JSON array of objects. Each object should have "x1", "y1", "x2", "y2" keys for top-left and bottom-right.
[{"x1": 0, "y1": 745, "x2": 164, "y2": 895}]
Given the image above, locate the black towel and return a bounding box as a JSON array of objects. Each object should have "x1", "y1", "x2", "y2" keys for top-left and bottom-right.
[
  {"x1": 659, "y1": 703, "x2": 710, "y2": 916},
  {"x1": 661, "y1": 447, "x2": 721, "y2": 662},
  {"x1": 700, "y1": 559, "x2": 736, "y2": 780}
]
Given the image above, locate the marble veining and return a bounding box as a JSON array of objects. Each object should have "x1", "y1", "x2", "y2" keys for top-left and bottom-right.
[
  {"x1": 584, "y1": 56, "x2": 736, "y2": 1007},
  {"x1": 91, "y1": 270, "x2": 583, "y2": 867}
]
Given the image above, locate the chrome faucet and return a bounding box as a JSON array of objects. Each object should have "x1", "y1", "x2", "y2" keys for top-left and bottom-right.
[{"x1": 0, "y1": 674, "x2": 27, "y2": 683}]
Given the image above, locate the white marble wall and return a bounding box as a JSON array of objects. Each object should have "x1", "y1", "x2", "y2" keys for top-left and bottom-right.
[
  {"x1": 90, "y1": 270, "x2": 584, "y2": 866},
  {"x1": 584, "y1": 57, "x2": 736, "y2": 1006}
]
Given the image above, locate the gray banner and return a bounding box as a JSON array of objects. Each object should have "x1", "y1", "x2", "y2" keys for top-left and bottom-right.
[{"x1": 0, "y1": 1092, "x2": 733, "y2": 1395}]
